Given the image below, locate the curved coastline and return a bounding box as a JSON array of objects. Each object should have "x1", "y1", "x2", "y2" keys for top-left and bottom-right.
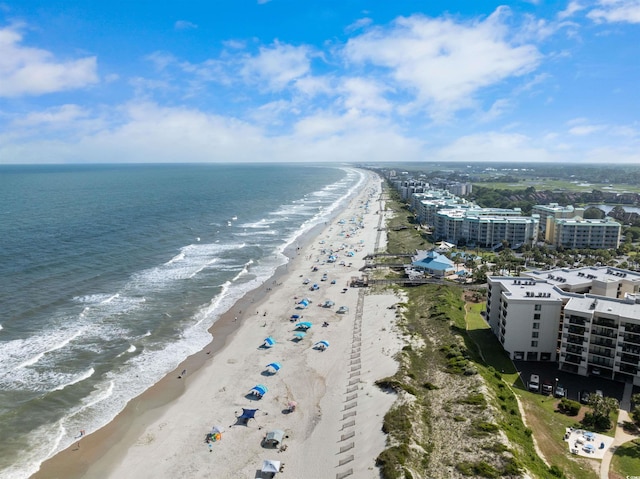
[{"x1": 32, "y1": 168, "x2": 385, "y2": 479}]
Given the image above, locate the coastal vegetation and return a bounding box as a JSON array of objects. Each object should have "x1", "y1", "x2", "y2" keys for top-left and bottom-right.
[{"x1": 373, "y1": 183, "x2": 607, "y2": 478}]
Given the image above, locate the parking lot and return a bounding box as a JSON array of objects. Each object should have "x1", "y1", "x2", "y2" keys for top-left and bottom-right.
[{"x1": 514, "y1": 361, "x2": 630, "y2": 403}]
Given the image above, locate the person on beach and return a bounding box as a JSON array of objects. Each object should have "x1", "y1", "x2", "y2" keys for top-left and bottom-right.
[{"x1": 76, "y1": 429, "x2": 85, "y2": 448}]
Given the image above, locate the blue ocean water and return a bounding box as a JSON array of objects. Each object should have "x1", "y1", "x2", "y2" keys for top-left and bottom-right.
[{"x1": 0, "y1": 163, "x2": 363, "y2": 479}]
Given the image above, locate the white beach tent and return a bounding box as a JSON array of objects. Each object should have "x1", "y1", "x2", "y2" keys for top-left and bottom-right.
[{"x1": 261, "y1": 459, "x2": 281, "y2": 474}]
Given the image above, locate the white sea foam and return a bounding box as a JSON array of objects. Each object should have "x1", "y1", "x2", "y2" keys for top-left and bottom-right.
[
  {"x1": 1, "y1": 327, "x2": 85, "y2": 375},
  {"x1": 52, "y1": 367, "x2": 95, "y2": 392},
  {"x1": 0, "y1": 166, "x2": 365, "y2": 479}
]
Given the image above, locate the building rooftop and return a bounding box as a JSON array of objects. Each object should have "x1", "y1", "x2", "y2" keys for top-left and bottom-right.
[
  {"x1": 489, "y1": 277, "x2": 563, "y2": 300},
  {"x1": 554, "y1": 217, "x2": 619, "y2": 226},
  {"x1": 525, "y1": 266, "x2": 640, "y2": 288},
  {"x1": 565, "y1": 295, "x2": 640, "y2": 318}
]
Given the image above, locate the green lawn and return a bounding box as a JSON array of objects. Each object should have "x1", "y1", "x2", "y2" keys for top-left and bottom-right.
[
  {"x1": 611, "y1": 439, "x2": 640, "y2": 478},
  {"x1": 465, "y1": 302, "x2": 600, "y2": 479},
  {"x1": 476, "y1": 179, "x2": 640, "y2": 194}
]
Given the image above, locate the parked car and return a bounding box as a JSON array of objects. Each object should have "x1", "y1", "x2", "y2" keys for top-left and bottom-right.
[
  {"x1": 528, "y1": 374, "x2": 540, "y2": 393},
  {"x1": 542, "y1": 381, "x2": 553, "y2": 395},
  {"x1": 554, "y1": 384, "x2": 566, "y2": 398},
  {"x1": 579, "y1": 390, "x2": 591, "y2": 404}
]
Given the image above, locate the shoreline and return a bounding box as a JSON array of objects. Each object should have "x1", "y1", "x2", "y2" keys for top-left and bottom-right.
[{"x1": 33, "y1": 169, "x2": 399, "y2": 479}]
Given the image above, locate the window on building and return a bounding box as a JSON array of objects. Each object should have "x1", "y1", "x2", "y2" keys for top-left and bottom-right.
[
  {"x1": 534, "y1": 314, "x2": 541, "y2": 320},
  {"x1": 534, "y1": 304, "x2": 542, "y2": 311},
  {"x1": 532, "y1": 323, "x2": 540, "y2": 329},
  {"x1": 532, "y1": 332, "x2": 539, "y2": 338},
  {"x1": 531, "y1": 340, "x2": 538, "y2": 347}
]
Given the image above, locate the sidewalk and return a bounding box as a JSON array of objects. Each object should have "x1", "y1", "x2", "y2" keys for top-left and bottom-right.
[{"x1": 600, "y1": 382, "x2": 638, "y2": 479}]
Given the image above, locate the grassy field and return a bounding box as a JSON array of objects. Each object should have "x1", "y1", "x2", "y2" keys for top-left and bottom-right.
[
  {"x1": 476, "y1": 179, "x2": 640, "y2": 194},
  {"x1": 463, "y1": 300, "x2": 601, "y2": 478},
  {"x1": 377, "y1": 180, "x2": 616, "y2": 478},
  {"x1": 611, "y1": 439, "x2": 640, "y2": 477}
]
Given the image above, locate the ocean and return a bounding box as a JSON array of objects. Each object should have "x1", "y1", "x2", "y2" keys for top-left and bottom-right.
[{"x1": 0, "y1": 163, "x2": 363, "y2": 479}]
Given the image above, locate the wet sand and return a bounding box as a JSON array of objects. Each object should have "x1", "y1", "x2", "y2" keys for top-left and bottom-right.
[{"x1": 33, "y1": 169, "x2": 402, "y2": 479}]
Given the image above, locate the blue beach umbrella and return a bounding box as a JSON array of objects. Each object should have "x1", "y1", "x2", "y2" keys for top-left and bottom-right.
[
  {"x1": 293, "y1": 331, "x2": 306, "y2": 340},
  {"x1": 290, "y1": 314, "x2": 300, "y2": 319},
  {"x1": 295, "y1": 321, "x2": 312, "y2": 330},
  {"x1": 266, "y1": 362, "x2": 282, "y2": 373},
  {"x1": 263, "y1": 337, "x2": 275, "y2": 348},
  {"x1": 314, "y1": 340, "x2": 330, "y2": 350},
  {"x1": 250, "y1": 384, "x2": 268, "y2": 397}
]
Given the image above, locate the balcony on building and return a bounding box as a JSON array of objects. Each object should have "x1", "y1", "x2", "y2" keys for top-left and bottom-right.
[{"x1": 591, "y1": 326, "x2": 617, "y2": 338}]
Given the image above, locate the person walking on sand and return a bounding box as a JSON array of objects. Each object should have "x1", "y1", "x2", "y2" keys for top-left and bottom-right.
[{"x1": 76, "y1": 429, "x2": 85, "y2": 448}]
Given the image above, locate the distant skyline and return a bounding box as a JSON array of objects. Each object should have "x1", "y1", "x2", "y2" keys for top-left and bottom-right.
[{"x1": 1, "y1": 0, "x2": 639, "y2": 164}]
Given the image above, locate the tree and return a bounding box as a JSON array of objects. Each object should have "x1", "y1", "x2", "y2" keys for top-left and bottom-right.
[
  {"x1": 583, "y1": 394, "x2": 619, "y2": 431},
  {"x1": 583, "y1": 207, "x2": 605, "y2": 219},
  {"x1": 631, "y1": 393, "x2": 640, "y2": 426}
]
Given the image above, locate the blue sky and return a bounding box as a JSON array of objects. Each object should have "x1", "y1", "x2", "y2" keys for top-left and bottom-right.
[{"x1": 1, "y1": 0, "x2": 639, "y2": 164}]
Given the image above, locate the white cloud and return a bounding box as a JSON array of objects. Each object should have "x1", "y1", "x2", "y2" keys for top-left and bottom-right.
[
  {"x1": 0, "y1": 26, "x2": 98, "y2": 97},
  {"x1": 293, "y1": 75, "x2": 333, "y2": 97},
  {"x1": 12, "y1": 104, "x2": 89, "y2": 127},
  {"x1": 344, "y1": 8, "x2": 542, "y2": 120},
  {"x1": 432, "y1": 132, "x2": 556, "y2": 162},
  {"x1": 345, "y1": 17, "x2": 373, "y2": 33},
  {"x1": 479, "y1": 98, "x2": 512, "y2": 123},
  {"x1": 240, "y1": 41, "x2": 312, "y2": 91},
  {"x1": 568, "y1": 124, "x2": 605, "y2": 135},
  {"x1": 558, "y1": 1, "x2": 586, "y2": 19},
  {"x1": 588, "y1": 0, "x2": 640, "y2": 23},
  {"x1": 174, "y1": 20, "x2": 198, "y2": 30},
  {"x1": 338, "y1": 77, "x2": 392, "y2": 113}
]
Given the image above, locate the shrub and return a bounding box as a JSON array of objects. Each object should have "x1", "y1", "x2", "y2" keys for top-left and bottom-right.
[
  {"x1": 557, "y1": 398, "x2": 581, "y2": 416},
  {"x1": 461, "y1": 393, "x2": 486, "y2": 407},
  {"x1": 549, "y1": 465, "x2": 566, "y2": 478}
]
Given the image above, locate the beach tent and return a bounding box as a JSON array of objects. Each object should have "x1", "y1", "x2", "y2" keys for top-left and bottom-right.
[
  {"x1": 297, "y1": 299, "x2": 309, "y2": 309},
  {"x1": 295, "y1": 321, "x2": 312, "y2": 330},
  {"x1": 293, "y1": 331, "x2": 306, "y2": 340},
  {"x1": 314, "y1": 340, "x2": 330, "y2": 351},
  {"x1": 290, "y1": 314, "x2": 300, "y2": 319},
  {"x1": 337, "y1": 306, "x2": 349, "y2": 314},
  {"x1": 263, "y1": 429, "x2": 285, "y2": 448},
  {"x1": 250, "y1": 384, "x2": 268, "y2": 398},
  {"x1": 322, "y1": 300, "x2": 335, "y2": 308},
  {"x1": 263, "y1": 337, "x2": 275, "y2": 348},
  {"x1": 266, "y1": 362, "x2": 282, "y2": 374},
  {"x1": 261, "y1": 460, "x2": 281, "y2": 474},
  {"x1": 207, "y1": 425, "x2": 224, "y2": 442},
  {"x1": 237, "y1": 408, "x2": 258, "y2": 425}
]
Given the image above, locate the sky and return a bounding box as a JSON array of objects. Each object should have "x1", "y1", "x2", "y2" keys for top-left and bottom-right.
[{"x1": 1, "y1": 0, "x2": 639, "y2": 164}]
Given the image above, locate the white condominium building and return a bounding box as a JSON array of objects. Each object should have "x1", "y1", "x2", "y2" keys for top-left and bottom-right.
[
  {"x1": 531, "y1": 203, "x2": 584, "y2": 235},
  {"x1": 546, "y1": 217, "x2": 621, "y2": 250},
  {"x1": 435, "y1": 208, "x2": 539, "y2": 248},
  {"x1": 487, "y1": 267, "x2": 640, "y2": 384}
]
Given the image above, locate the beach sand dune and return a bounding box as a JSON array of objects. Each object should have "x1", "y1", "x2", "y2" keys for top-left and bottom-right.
[{"x1": 34, "y1": 170, "x2": 402, "y2": 479}]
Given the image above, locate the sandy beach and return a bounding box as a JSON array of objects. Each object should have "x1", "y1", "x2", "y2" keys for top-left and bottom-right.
[{"x1": 33, "y1": 169, "x2": 403, "y2": 479}]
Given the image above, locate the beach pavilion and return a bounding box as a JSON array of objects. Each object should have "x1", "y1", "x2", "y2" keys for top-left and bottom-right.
[{"x1": 411, "y1": 250, "x2": 455, "y2": 277}]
